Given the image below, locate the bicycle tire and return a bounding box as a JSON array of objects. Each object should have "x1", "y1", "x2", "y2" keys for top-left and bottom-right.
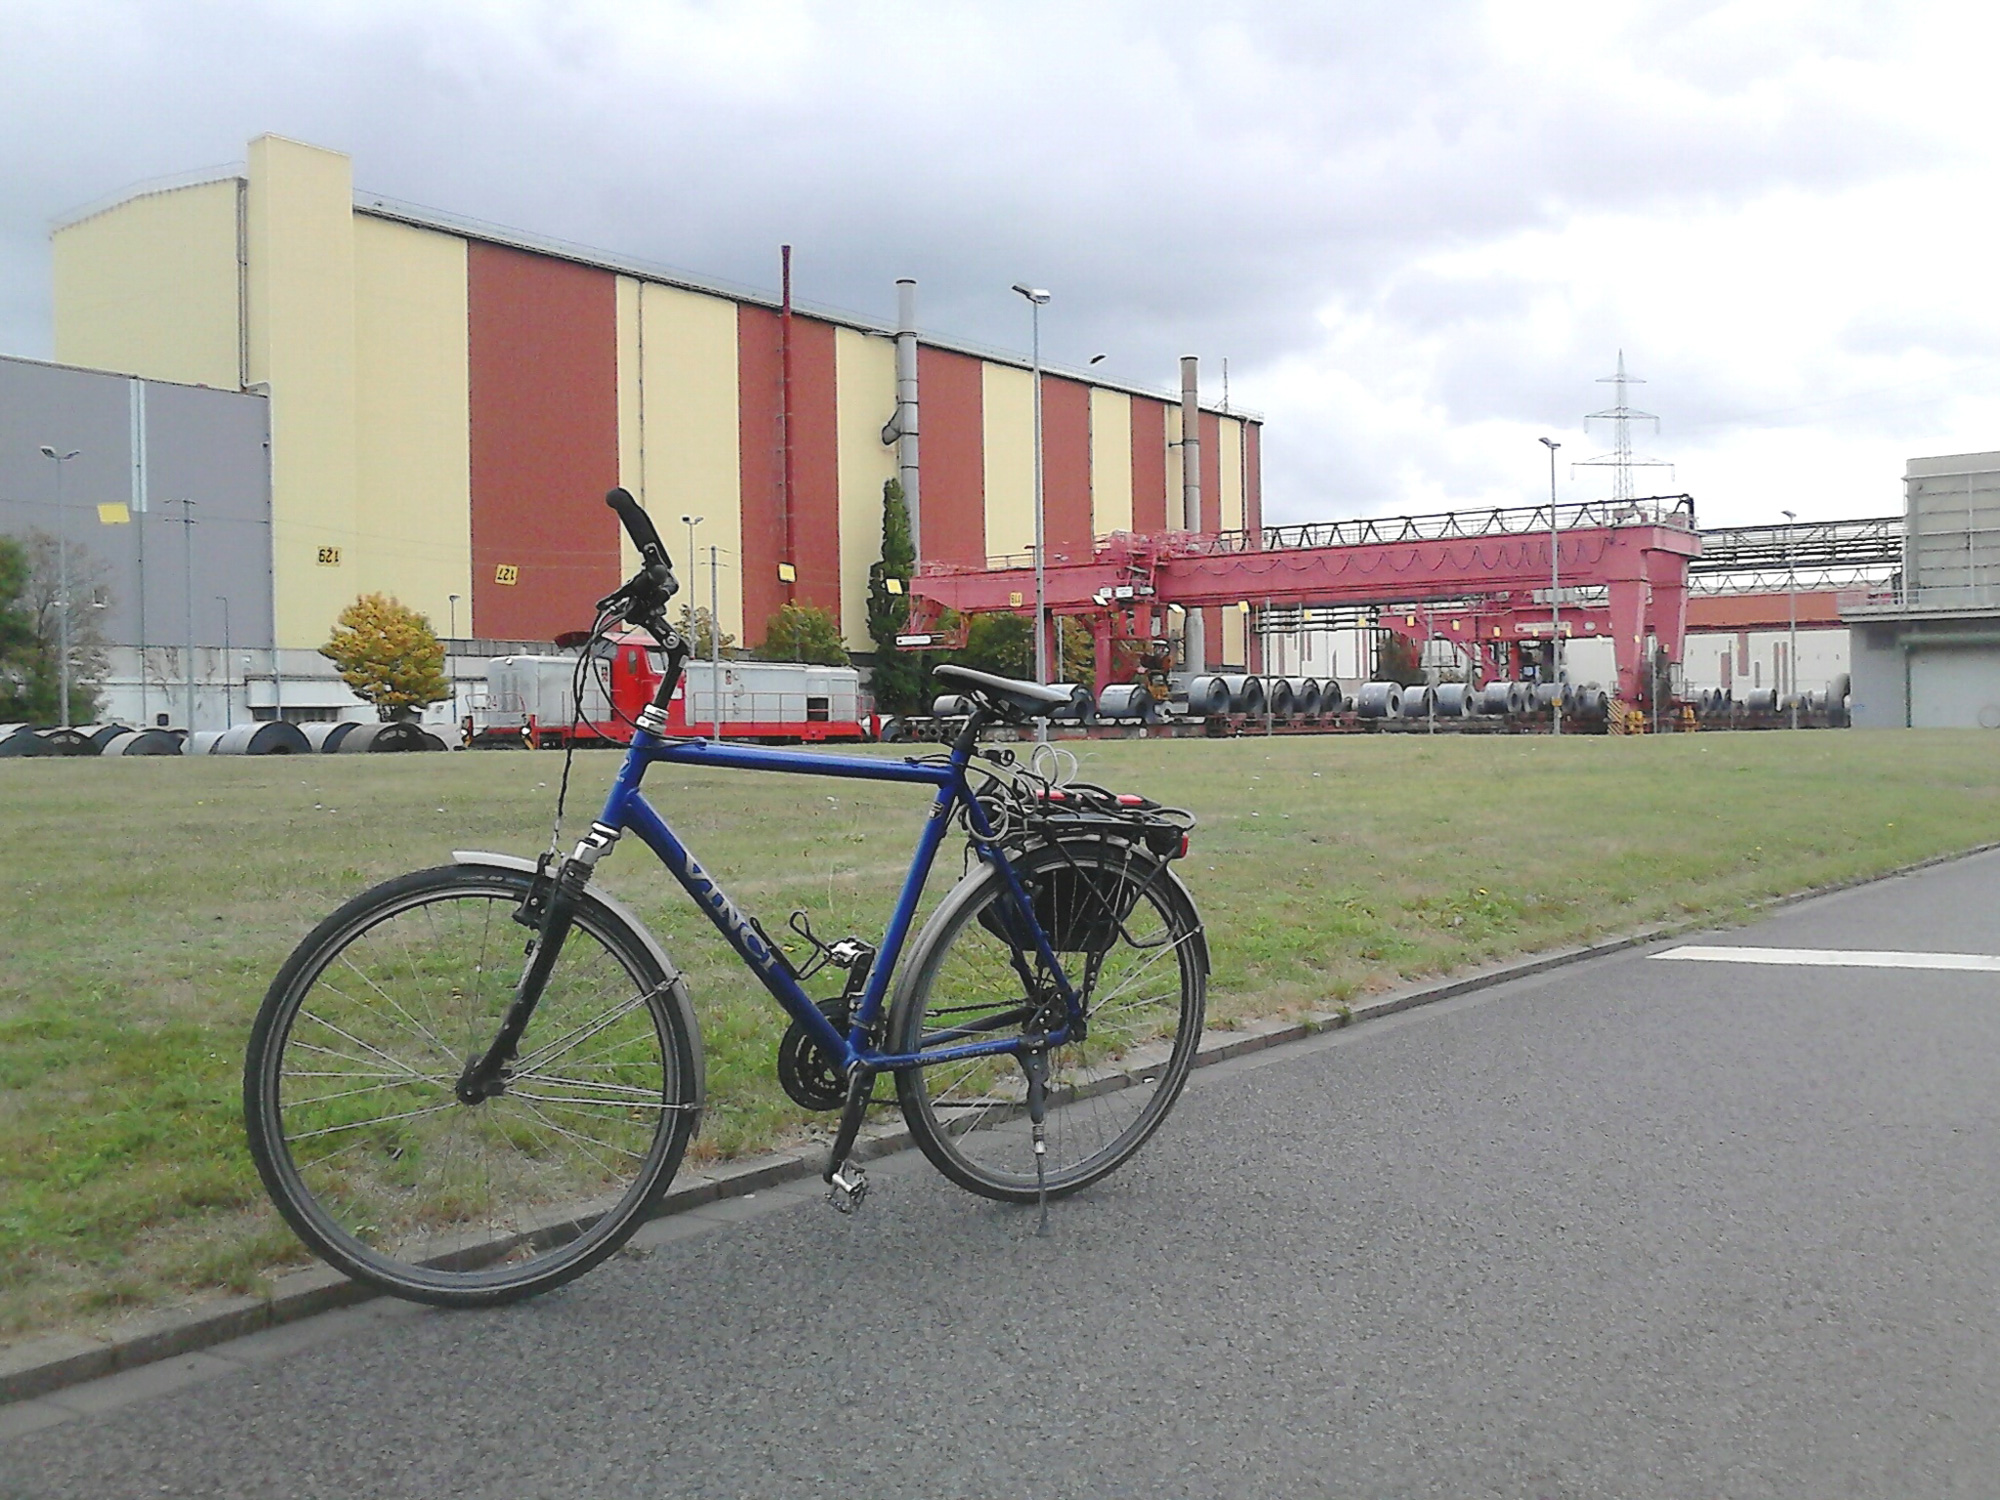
[
  {"x1": 244, "y1": 864, "x2": 700, "y2": 1307},
  {"x1": 889, "y1": 839, "x2": 1206, "y2": 1203}
]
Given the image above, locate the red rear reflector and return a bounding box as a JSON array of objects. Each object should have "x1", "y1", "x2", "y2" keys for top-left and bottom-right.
[
  {"x1": 1117, "y1": 793, "x2": 1144, "y2": 806},
  {"x1": 1177, "y1": 833, "x2": 1190, "y2": 858}
]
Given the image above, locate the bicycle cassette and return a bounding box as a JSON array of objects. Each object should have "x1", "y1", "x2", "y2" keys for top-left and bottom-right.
[{"x1": 777, "y1": 1001, "x2": 850, "y2": 1111}]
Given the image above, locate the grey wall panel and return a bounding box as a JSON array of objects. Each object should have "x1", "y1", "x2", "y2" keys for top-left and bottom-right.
[
  {"x1": 0, "y1": 354, "x2": 270, "y2": 654},
  {"x1": 1847, "y1": 627, "x2": 1907, "y2": 729},
  {"x1": 1909, "y1": 646, "x2": 2000, "y2": 730}
]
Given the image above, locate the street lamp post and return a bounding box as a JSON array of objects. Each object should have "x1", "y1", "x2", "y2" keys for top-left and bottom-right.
[
  {"x1": 709, "y1": 543, "x2": 722, "y2": 742},
  {"x1": 446, "y1": 592, "x2": 461, "y2": 726},
  {"x1": 170, "y1": 499, "x2": 197, "y2": 731},
  {"x1": 215, "y1": 596, "x2": 232, "y2": 726},
  {"x1": 681, "y1": 516, "x2": 712, "y2": 741},
  {"x1": 1012, "y1": 283, "x2": 1050, "y2": 742},
  {"x1": 1781, "y1": 509, "x2": 1798, "y2": 730},
  {"x1": 38, "y1": 447, "x2": 80, "y2": 727},
  {"x1": 1538, "y1": 437, "x2": 1561, "y2": 737}
]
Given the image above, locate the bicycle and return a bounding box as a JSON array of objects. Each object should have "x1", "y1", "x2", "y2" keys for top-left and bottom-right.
[{"x1": 243, "y1": 488, "x2": 1208, "y2": 1307}]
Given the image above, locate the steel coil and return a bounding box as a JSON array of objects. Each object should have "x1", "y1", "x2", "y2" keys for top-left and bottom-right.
[
  {"x1": 336, "y1": 721, "x2": 431, "y2": 753},
  {"x1": 1291, "y1": 678, "x2": 1321, "y2": 716},
  {"x1": 1218, "y1": 674, "x2": 1265, "y2": 715},
  {"x1": 301, "y1": 722, "x2": 357, "y2": 752},
  {"x1": 102, "y1": 729, "x2": 183, "y2": 756},
  {"x1": 1432, "y1": 683, "x2": 1473, "y2": 718},
  {"x1": 1398, "y1": 684, "x2": 1435, "y2": 718},
  {"x1": 1355, "y1": 681, "x2": 1403, "y2": 719},
  {"x1": 1183, "y1": 675, "x2": 1230, "y2": 716},
  {"x1": 1096, "y1": 683, "x2": 1160, "y2": 722},
  {"x1": 1048, "y1": 683, "x2": 1096, "y2": 723},
  {"x1": 1264, "y1": 678, "x2": 1294, "y2": 717},
  {"x1": 209, "y1": 722, "x2": 312, "y2": 755}
]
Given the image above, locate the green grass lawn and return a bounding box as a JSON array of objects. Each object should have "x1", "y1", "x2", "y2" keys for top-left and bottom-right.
[{"x1": 5, "y1": 730, "x2": 2000, "y2": 1341}]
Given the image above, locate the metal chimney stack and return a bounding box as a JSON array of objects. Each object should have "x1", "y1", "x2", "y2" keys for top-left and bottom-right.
[
  {"x1": 896, "y1": 279, "x2": 921, "y2": 565},
  {"x1": 1180, "y1": 355, "x2": 1205, "y2": 673}
]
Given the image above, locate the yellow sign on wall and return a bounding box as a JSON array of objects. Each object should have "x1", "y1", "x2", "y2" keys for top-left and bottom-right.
[
  {"x1": 317, "y1": 546, "x2": 341, "y2": 566},
  {"x1": 495, "y1": 564, "x2": 519, "y2": 586}
]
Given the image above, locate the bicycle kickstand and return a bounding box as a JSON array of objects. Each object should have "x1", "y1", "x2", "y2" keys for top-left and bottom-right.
[
  {"x1": 823, "y1": 1066, "x2": 875, "y2": 1214},
  {"x1": 1021, "y1": 1046, "x2": 1051, "y2": 1237}
]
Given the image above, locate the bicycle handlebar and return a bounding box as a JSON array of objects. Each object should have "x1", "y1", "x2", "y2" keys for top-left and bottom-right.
[{"x1": 606, "y1": 487, "x2": 674, "y2": 573}]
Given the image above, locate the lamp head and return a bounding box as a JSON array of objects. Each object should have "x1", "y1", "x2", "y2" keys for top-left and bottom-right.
[
  {"x1": 1011, "y1": 284, "x2": 1050, "y2": 305},
  {"x1": 40, "y1": 446, "x2": 78, "y2": 460},
  {"x1": 1088, "y1": 353, "x2": 1107, "y2": 365},
  {"x1": 1781, "y1": 509, "x2": 1796, "y2": 522},
  {"x1": 1538, "y1": 436, "x2": 1560, "y2": 452}
]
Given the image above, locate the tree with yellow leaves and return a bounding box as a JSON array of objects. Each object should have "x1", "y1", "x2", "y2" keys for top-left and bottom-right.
[{"x1": 320, "y1": 594, "x2": 450, "y2": 720}]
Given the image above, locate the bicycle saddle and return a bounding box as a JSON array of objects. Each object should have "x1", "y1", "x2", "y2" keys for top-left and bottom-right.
[{"x1": 931, "y1": 664, "x2": 1072, "y2": 721}]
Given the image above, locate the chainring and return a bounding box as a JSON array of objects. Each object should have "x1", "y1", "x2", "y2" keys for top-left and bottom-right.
[{"x1": 777, "y1": 1000, "x2": 851, "y2": 1111}]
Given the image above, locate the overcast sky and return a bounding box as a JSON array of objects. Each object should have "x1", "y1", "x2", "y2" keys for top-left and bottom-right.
[{"x1": 3, "y1": 0, "x2": 1993, "y2": 529}]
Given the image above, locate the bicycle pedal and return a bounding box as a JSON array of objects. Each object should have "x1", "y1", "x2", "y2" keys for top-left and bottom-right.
[{"x1": 826, "y1": 1165, "x2": 869, "y2": 1214}]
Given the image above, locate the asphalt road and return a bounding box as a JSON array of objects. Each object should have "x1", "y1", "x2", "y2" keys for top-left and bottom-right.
[{"x1": 7, "y1": 850, "x2": 2000, "y2": 1498}]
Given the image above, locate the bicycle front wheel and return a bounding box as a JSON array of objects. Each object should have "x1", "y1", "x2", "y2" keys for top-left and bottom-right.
[
  {"x1": 244, "y1": 864, "x2": 700, "y2": 1306},
  {"x1": 890, "y1": 840, "x2": 1206, "y2": 1203}
]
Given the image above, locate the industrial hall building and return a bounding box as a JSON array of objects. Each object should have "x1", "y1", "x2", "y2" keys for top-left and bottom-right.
[{"x1": 23, "y1": 132, "x2": 1262, "y2": 725}]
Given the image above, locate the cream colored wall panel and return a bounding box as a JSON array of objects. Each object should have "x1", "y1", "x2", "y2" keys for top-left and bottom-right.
[
  {"x1": 1164, "y1": 404, "x2": 1184, "y2": 527},
  {"x1": 1089, "y1": 388, "x2": 1132, "y2": 537},
  {"x1": 247, "y1": 135, "x2": 358, "y2": 649},
  {"x1": 982, "y1": 362, "x2": 1035, "y2": 563},
  {"x1": 1223, "y1": 603, "x2": 1247, "y2": 668},
  {"x1": 352, "y1": 216, "x2": 469, "y2": 634},
  {"x1": 53, "y1": 179, "x2": 241, "y2": 390},
  {"x1": 835, "y1": 327, "x2": 898, "y2": 651},
  {"x1": 1219, "y1": 417, "x2": 1244, "y2": 532},
  {"x1": 636, "y1": 281, "x2": 743, "y2": 639}
]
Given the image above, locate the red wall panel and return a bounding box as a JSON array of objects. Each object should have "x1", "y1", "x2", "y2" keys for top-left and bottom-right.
[
  {"x1": 737, "y1": 307, "x2": 842, "y2": 646},
  {"x1": 1041, "y1": 375, "x2": 1093, "y2": 563},
  {"x1": 1129, "y1": 398, "x2": 1168, "y2": 533},
  {"x1": 790, "y1": 317, "x2": 841, "y2": 627},
  {"x1": 1244, "y1": 421, "x2": 1263, "y2": 538},
  {"x1": 916, "y1": 347, "x2": 986, "y2": 567},
  {"x1": 467, "y1": 243, "x2": 620, "y2": 641}
]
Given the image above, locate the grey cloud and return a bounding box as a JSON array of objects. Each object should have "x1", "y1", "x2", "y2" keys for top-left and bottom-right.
[{"x1": 0, "y1": 0, "x2": 1976, "y2": 522}]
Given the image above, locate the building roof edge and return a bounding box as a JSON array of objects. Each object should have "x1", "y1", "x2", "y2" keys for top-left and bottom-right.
[{"x1": 355, "y1": 193, "x2": 1262, "y2": 419}]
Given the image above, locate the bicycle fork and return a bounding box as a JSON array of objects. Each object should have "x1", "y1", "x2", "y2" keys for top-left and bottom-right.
[{"x1": 455, "y1": 826, "x2": 618, "y2": 1105}]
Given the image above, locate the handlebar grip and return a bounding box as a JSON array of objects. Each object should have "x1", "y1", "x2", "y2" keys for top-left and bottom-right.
[{"x1": 605, "y1": 487, "x2": 672, "y2": 573}]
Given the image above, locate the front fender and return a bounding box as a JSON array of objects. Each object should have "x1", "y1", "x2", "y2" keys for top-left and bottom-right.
[{"x1": 453, "y1": 850, "x2": 706, "y2": 1134}]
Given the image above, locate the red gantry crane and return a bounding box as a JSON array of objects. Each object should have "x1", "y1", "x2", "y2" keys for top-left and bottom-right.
[{"x1": 906, "y1": 496, "x2": 1702, "y2": 706}]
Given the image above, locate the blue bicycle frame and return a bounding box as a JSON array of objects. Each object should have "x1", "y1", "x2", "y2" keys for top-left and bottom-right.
[{"x1": 593, "y1": 727, "x2": 1082, "y2": 1077}]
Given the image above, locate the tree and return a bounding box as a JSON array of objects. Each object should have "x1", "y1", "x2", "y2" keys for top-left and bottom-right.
[
  {"x1": 320, "y1": 593, "x2": 449, "y2": 719},
  {"x1": 675, "y1": 604, "x2": 736, "y2": 660},
  {"x1": 1374, "y1": 629, "x2": 1425, "y2": 686},
  {"x1": 0, "y1": 531, "x2": 107, "y2": 723},
  {"x1": 865, "y1": 478, "x2": 927, "y2": 712},
  {"x1": 1054, "y1": 617, "x2": 1094, "y2": 689},
  {"x1": 955, "y1": 613, "x2": 1032, "y2": 679},
  {"x1": 755, "y1": 601, "x2": 850, "y2": 665}
]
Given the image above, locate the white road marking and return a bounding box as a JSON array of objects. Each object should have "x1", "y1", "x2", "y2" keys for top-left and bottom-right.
[{"x1": 1656, "y1": 946, "x2": 2000, "y2": 972}]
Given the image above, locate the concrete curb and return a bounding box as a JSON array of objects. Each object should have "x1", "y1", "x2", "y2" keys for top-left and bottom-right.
[{"x1": 7, "y1": 836, "x2": 1997, "y2": 1408}]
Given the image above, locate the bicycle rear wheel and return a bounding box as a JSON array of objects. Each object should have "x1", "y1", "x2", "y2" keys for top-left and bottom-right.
[
  {"x1": 890, "y1": 840, "x2": 1206, "y2": 1203},
  {"x1": 244, "y1": 864, "x2": 700, "y2": 1306}
]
